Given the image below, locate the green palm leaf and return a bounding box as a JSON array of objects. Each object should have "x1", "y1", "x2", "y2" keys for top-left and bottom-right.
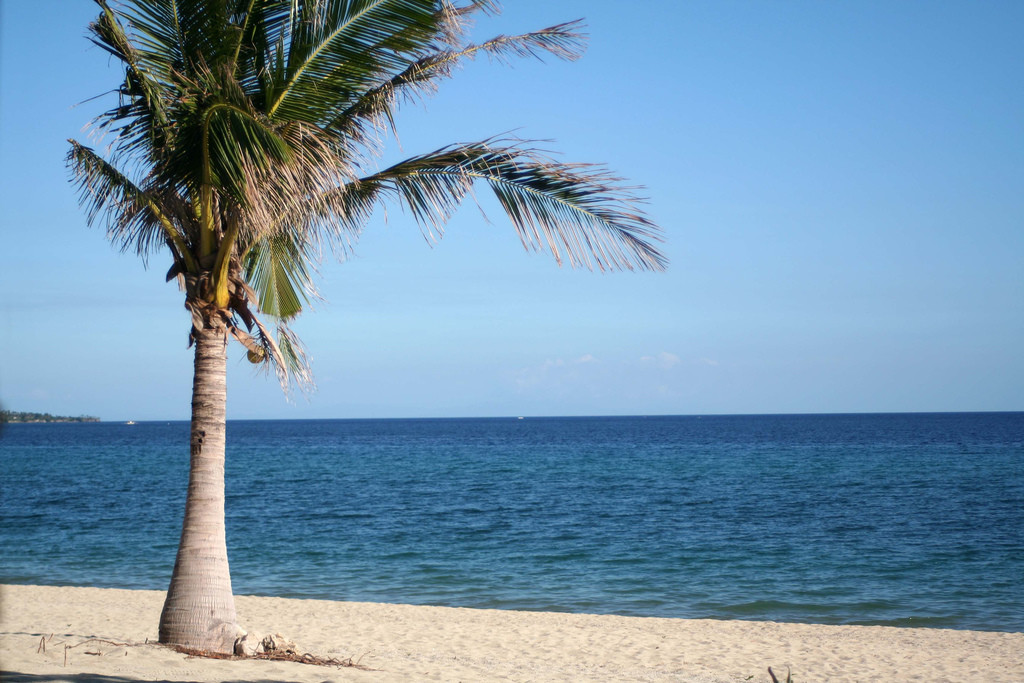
[
  {"x1": 110, "y1": 0, "x2": 233, "y2": 78},
  {"x1": 267, "y1": 0, "x2": 442, "y2": 122},
  {"x1": 330, "y1": 20, "x2": 585, "y2": 146},
  {"x1": 242, "y1": 232, "x2": 317, "y2": 320},
  {"x1": 89, "y1": 2, "x2": 174, "y2": 162},
  {"x1": 68, "y1": 140, "x2": 195, "y2": 267},
  {"x1": 361, "y1": 139, "x2": 666, "y2": 271}
]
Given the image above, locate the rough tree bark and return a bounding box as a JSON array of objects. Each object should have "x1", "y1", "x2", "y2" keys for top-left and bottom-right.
[{"x1": 158, "y1": 322, "x2": 241, "y2": 653}]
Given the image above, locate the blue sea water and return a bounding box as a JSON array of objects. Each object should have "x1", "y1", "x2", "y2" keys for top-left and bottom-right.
[{"x1": 1, "y1": 413, "x2": 1022, "y2": 632}]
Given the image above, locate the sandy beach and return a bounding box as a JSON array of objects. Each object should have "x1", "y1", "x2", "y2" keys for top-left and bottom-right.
[{"x1": 1, "y1": 584, "x2": 1021, "y2": 682}]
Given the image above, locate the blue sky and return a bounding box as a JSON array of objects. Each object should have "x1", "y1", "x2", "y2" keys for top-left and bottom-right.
[{"x1": 1, "y1": 1, "x2": 1022, "y2": 421}]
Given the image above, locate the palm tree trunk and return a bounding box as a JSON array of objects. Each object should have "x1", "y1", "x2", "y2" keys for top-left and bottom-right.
[{"x1": 158, "y1": 322, "x2": 240, "y2": 653}]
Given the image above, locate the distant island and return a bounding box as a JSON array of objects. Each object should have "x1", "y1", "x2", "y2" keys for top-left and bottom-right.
[{"x1": 1, "y1": 411, "x2": 100, "y2": 423}]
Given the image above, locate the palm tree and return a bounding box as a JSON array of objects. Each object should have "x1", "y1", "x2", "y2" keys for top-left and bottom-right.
[{"x1": 69, "y1": 0, "x2": 665, "y2": 654}]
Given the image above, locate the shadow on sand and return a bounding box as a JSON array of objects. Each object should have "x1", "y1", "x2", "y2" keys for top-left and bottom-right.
[{"x1": 1, "y1": 673, "x2": 288, "y2": 683}]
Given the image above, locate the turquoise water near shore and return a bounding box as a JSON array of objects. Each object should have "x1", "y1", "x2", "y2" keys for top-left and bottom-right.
[{"x1": 2, "y1": 413, "x2": 1022, "y2": 631}]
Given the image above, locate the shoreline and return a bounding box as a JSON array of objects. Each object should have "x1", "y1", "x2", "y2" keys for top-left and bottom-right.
[
  {"x1": 2, "y1": 579, "x2": 1013, "y2": 633},
  {"x1": 2, "y1": 584, "x2": 1022, "y2": 682}
]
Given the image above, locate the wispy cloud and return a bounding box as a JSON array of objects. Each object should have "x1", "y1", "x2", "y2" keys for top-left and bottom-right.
[
  {"x1": 514, "y1": 357, "x2": 566, "y2": 388},
  {"x1": 513, "y1": 354, "x2": 600, "y2": 390},
  {"x1": 510, "y1": 351, "x2": 694, "y2": 409},
  {"x1": 639, "y1": 352, "x2": 681, "y2": 369}
]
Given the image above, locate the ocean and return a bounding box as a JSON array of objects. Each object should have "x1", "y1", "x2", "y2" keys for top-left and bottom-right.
[{"x1": 1, "y1": 413, "x2": 1022, "y2": 632}]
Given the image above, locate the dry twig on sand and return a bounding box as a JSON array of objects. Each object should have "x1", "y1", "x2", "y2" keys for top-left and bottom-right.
[
  {"x1": 170, "y1": 645, "x2": 370, "y2": 670},
  {"x1": 59, "y1": 638, "x2": 132, "y2": 666}
]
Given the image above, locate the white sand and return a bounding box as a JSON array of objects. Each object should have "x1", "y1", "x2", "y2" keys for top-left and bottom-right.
[{"x1": 1, "y1": 584, "x2": 1021, "y2": 682}]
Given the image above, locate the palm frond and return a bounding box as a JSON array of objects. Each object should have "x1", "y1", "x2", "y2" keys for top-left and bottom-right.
[
  {"x1": 469, "y1": 20, "x2": 585, "y2": 64},
  {"x1": 329, "y1": 20, "x2": 585, "y2": 145},
  {"x1": 450, "y1": 0, "x2": 500, "y2": 17},
  {"x1": 110, "y1": 0, "x2": 234, "y2": 79},
  {"x1": 360, "y1": 139, "x2": 666, "y2": 271},
  {"x1": 218, "y1": 117, "x2": 360, "y2": 254},
  {"x1": 202, "y1": 100, "x2": 292, "y2": 204},
  {"x1": 232, "y1": 310, "x2": 314, "y2": 394},
  {"x1": 88, "y1": 1, "x2": 175, "y2": 166},
  {"x1": 274, "y1": 323, "x2": 315, "y2": 392},
  {"x1": 243, "y1": 170, "x2": 379, "y2": 266},
  {"x1": 231, "y1": 0, "x2": 293, "y2": 92},
  {"x1": 242, "y1": 232, "x2": 318, "y2": 320},
  {"x1": 267, "y1": 0, "x2": 442, "y2": 122},
  {"x1": 68, "y1": 139, "x2": 194, "y2": 266}
]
